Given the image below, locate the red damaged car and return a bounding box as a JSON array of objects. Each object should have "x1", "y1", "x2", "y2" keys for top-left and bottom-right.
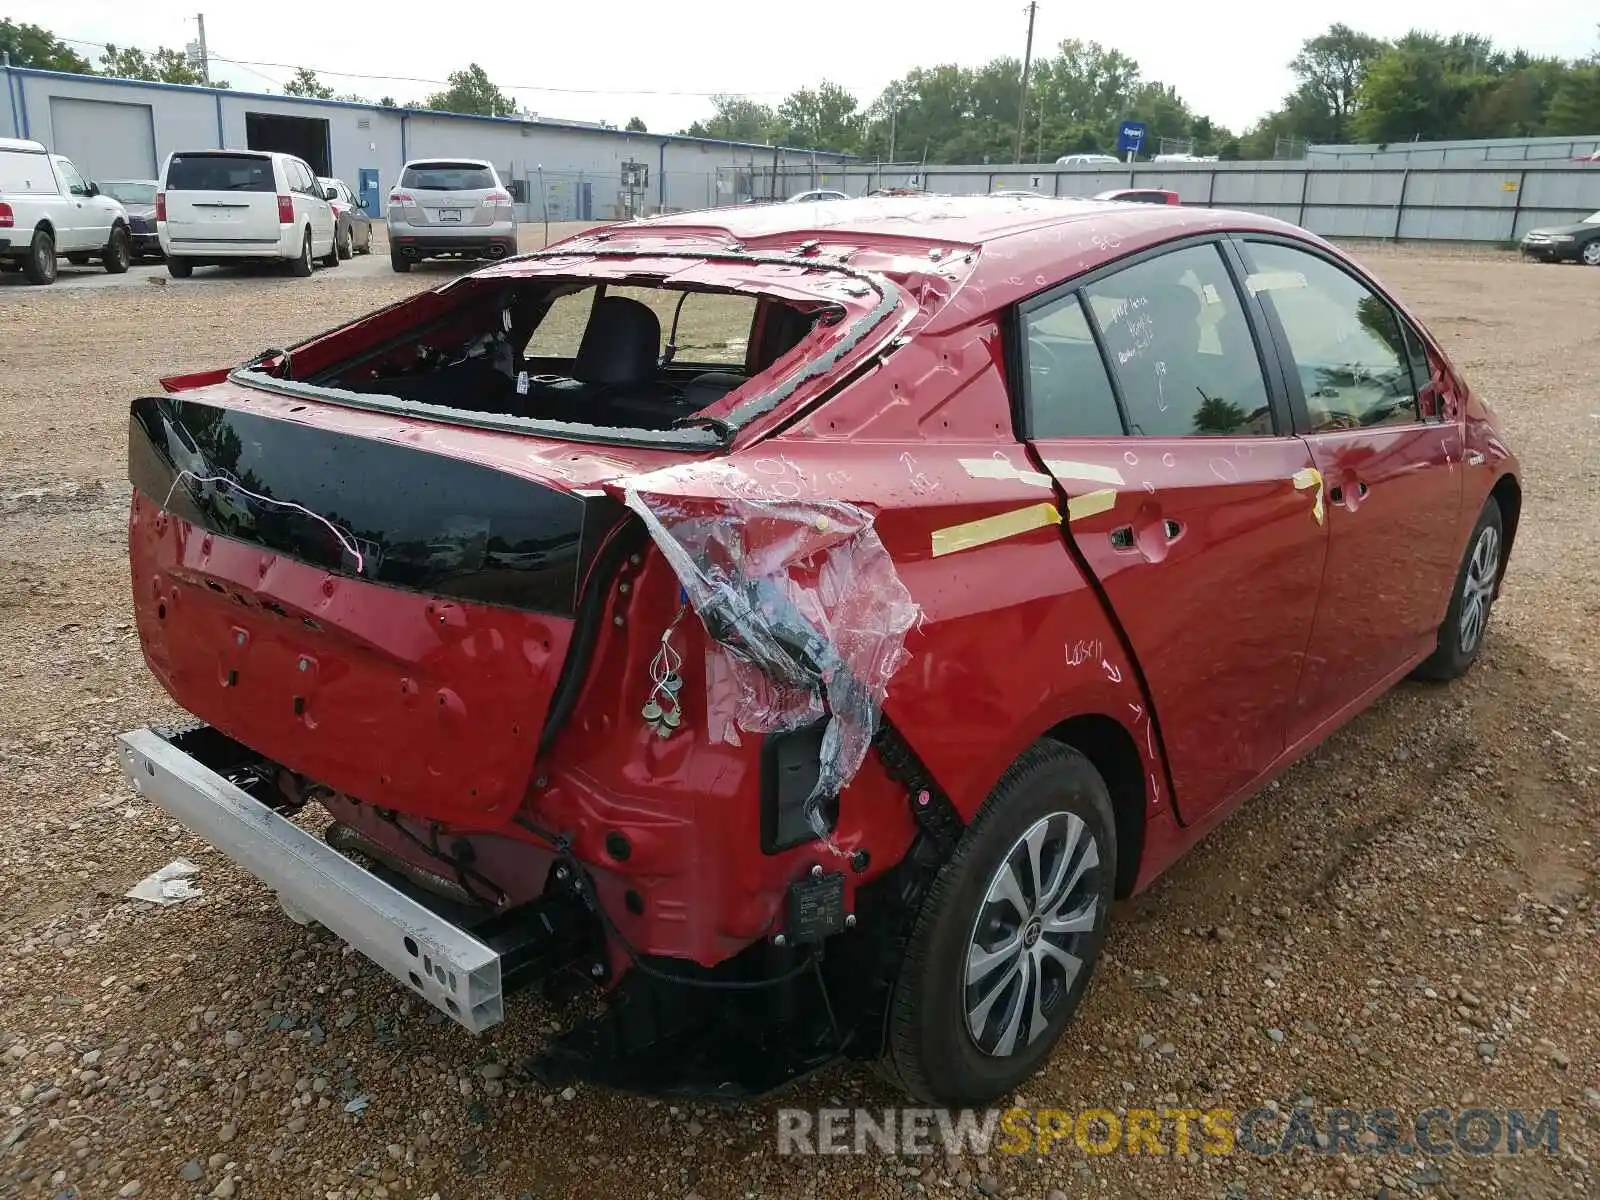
[{"x1": 119, "y1": 196, "x2": 1521, "y2": 1105}]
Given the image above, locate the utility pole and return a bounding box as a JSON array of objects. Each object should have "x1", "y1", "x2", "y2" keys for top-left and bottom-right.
[
  {"x1": 888, "y1": 107, "x2": 897, "y2": 165},
  {"x1": 1013, "y1": 0, "x2": 1037, "y2": 163},
  {"x1": 195, "y1": 14, "x2": 211, "y2": 85}
]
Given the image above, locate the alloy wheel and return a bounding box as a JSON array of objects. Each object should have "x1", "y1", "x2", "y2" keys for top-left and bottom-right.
[
  {"x1": 1459, "y1": 524, "x2": 1500, "y2": 655},
  {"x1": 964, "y1": 811, "x2": 1102, "y2": 1058}
]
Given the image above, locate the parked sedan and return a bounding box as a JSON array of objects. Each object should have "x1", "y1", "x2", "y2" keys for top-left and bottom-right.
[
  {"x1": 787, "y1": 189, "x2": 850, "y2": 203},
  {"x1": 1519, "y1": 209, "x2": 1600, "y2": 265},
  {"x1": 119, "y1": 197, "x2": 1519, "y2": 1108},
  {"x1": 99, "y1": 179, "x2": 162, "y2": 259},
  {"x1": 317, "y1": 176, "x2": 374, "y2": 259}
]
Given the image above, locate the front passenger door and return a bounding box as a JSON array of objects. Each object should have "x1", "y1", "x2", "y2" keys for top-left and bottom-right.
[
  {"x1": 1021, "y1": 240, "x2": 1329, "y2": 825},
  {"x1": 1236, "y1": 239, "x2": 1465, "y2": 742}
]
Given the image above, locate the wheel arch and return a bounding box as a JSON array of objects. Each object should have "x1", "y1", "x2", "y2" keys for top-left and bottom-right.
[
  {"x1": 32, "y1": 218, "x2": 55, "y2": 238},
  {"x1": 1041, "y1": 714, "x2": 1146, "y2": 898}
]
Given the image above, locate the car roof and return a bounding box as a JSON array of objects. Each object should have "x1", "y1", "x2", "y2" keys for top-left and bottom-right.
[
  {"x1": 405, "y1": 157, "x2": 493, "y2": 167},
  {"x1": 103, "y1": 178, "x2": 158, "y2": 185},
  {"x1": 0, "y1": 137, "x2": 48, "y2": 154},
  {"x1": 562, "y1": 194, "x2": 1317, "y2": 332}
]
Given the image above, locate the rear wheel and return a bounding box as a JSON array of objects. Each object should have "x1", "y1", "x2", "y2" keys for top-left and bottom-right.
[
  {"x1": 357, "y1": 224, "x2": 372, "y2": 254},
  {"x1": 320, "y1": 227, "x2": 341, "y2": 268},
  {"x1": 336, "y1": 224, "x2": 353, "y2": 260},
  {"x1": 389, "y1": 247, "x2": 411, "y2": 273},
  {"x1": 290, "y1": 230, "x2": 314, "y2": 277},
  {"x1": 167, "y1": 256, "x2": 194, "y2": 279},
  {"x1": 880, "y1": 742, "x2": 1116, "y2": 1105},
  {"x1": 103, "y1": 226, "x2": 131, "y2": 274},
  {"x1": 22, "y1": 229, "x2": 57, "y2": 285},
  {"x1": 1413, "y1": 499, "x2": 1504, "y2": 681}
]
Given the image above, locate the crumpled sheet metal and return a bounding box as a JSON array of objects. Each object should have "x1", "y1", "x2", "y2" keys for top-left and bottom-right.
[{"x1": 622, "y1": 488, "x2": 920, "y2": 842}]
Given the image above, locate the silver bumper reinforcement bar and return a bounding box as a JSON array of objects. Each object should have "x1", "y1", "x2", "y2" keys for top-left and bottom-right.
[{"x1": 116, "y1": 727, "x2": 504, "y2": 1033}]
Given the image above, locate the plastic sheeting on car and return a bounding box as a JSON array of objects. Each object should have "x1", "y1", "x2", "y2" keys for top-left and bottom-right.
[{"x1": 623, "y1": 487, "x2": 920, "y2": 847}]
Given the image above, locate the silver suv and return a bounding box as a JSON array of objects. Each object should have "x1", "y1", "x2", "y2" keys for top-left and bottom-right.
[{"x1": 387, "y1": 158, "x2": 516, "y2": 272}]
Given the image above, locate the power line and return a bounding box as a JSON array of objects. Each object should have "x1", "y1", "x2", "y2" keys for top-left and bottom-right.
[
  {"x1": 47, "y1": 32, "x2": 787, "y2": 99},
  {"x1": 206, "y1": 53, "x2": 789, "y2": 99}
]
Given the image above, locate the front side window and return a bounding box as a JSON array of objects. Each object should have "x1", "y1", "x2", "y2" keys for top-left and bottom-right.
[
  {"x1": 1244, "y1": 242, "x2": 1420, "y2": 432},
  {"x1": 1083, "y1": 243, "x2": 1274, "y2": 437},
  {"x1": 1021, "y1": 292, "x2": 1124, "y2": 437},
  {"x1": 56, "y1": 159, "x2": 87, "y2": 196}
]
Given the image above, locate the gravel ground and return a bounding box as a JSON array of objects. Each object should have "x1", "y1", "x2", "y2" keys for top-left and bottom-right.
[{"x1": 1, "y1": 247, "x2": 1597, "y2": 1200}]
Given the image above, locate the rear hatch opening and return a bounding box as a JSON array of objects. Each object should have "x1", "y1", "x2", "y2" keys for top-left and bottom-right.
[{"x1": 222, "y1": 245, "x2": 918, "y2": 450}]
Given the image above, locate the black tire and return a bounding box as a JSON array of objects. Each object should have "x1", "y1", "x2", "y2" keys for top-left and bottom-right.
[
  {"x1": 390, "y1": 247, "x2": 411, "y2": 273},
  {"x1": 1582, "y1": 241, "x2": 1600, "y2": 267},
  {"x1": 66, "y1": 253, "x2": 91, "y2": 266},
  {"x1": 103, "y1": 226, "x2": 132, "y2": 274},
  {"x1": 320, "y1": 227, "x2": 340, "y2": 268},
  {"x1": 880, "y1": 742, "x2": 1117, "y2": 1106},
  {"x1": 22, "y1": 228, "x2": 57, "y2": 285},
  {"x1": 167, "y1": 256, "x2": 194, "y2": 279},
  {"x1": 336, "y1": 223, "x2": 353, "y2": 261},
  {"x1": 1413, "y1": 499, "x2": 1505, "y2": 681},
  {"x1": 290, "y1": 230, "x2": 314, "y2": 277},
  {"x1": 357, "y1": 226, "x2": 372, "y2": 254}
]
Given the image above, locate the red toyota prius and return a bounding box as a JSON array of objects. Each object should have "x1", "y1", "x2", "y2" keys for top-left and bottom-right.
[{"x1": 119, "y1": 195, "x2": 1520, "y2": 1106}]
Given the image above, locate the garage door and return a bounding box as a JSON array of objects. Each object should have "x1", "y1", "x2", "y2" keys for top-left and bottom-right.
[{"x1": 49, "y1": 97, "x2": 158, "y2": 181}]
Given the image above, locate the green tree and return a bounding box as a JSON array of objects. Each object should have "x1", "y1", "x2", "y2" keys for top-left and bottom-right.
[
  {"x1": 284, "y1": 67, "x2": 335, "y2": 100},
  {"x1": 1288, "y1": 24, "x2": 1387, "y2": 143},
  {"x1": 98, "y1": 43, "x2": 224, "y2": 87},
  {"x1": 378, "y1": 95, "x2": 398, "y2": 107},
  {"x1": 625, "y1": 115, "x2": 648, "y2": 132},
  {"x1": 771, "y1": 81, "x2": 862, "y2": 151},
  {"x1": 424, "y1": 64, "x2": 516, "y2": 117},
  {"x1": 683, "y1": 94, "x2": 776, "y2": 143},
  {"x1": 0, "y1": 19, "x2": 95, "y2": 72},
  {"x1": 1544, "y1": 65, "x2": 1600, "y2": 134}
]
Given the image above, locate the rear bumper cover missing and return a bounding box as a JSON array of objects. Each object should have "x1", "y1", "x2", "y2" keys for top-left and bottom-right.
[{"x1": 115, "y1": 725, "x2": 505, "y2": 1033}]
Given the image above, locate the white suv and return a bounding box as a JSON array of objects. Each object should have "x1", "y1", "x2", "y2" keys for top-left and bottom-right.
[
  {"x1": 0, "y1": 137, "x2": 133, "y2": 285},
  {"x1": 157, "y1": 149, "x2": 337, "y2": 279}
]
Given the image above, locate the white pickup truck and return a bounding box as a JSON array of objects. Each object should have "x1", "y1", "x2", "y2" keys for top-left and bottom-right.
[{"x1": 0, "y1": 137, "x2": 133, "y2": 285}]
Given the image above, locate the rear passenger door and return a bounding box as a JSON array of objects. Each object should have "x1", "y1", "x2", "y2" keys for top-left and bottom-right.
[
  {"x1": 1234, "y1": 238, "x2": 1465, "y2": 741},
  {"x1": 1019, "y1": 239, "x2": 1329, "y2": 824}
]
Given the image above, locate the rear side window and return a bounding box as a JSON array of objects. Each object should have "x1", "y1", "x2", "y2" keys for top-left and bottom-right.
[
  {"x1": 1021, "y1": 294, "x2": 1124, "y2": 437},
  {"x1": 1084, "y1": 243, "x2": 1274, "y2": 437},
  {"x1": 402, "y1": 162, "x2": 496, "y2": 191},
  {"x1": 166, "y1": 154, "x2": 274, "y2": 192}
]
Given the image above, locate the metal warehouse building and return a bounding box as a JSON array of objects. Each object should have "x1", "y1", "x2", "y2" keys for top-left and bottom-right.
[{"x1": 0, "y1": 66, "x2": 853, "y2": 221}]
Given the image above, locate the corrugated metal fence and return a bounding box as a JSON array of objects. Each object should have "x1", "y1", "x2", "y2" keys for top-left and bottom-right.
[{"x1": 752, "y1": 162, "x2": 1600, "y2": 244}]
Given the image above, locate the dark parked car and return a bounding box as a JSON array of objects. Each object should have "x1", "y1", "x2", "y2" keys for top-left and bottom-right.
[
  {"x1": 98, "y1": 179, "x2": 162, "y2": 259},
  {"x1": 1519, "y1": 209, "x2": 1600, "y2": 265},
  {"x1": 118, "y1": 197, "x2": 1520, "y2": 1107},
  {"x1": 318, "y1": 176, "x2": 374, "y2": 259}
]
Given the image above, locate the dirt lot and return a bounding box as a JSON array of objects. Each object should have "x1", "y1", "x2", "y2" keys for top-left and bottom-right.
[{"x1": 1, "y1": 244, "x2": 1597, "y2": 1200}]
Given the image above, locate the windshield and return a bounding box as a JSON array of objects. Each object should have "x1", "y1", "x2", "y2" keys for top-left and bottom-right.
[
  {"x1": 1585, "y1": 210, "x2": 1600, "y2": 224},
  {"x1": 401, "y1": 163, "x2": 495, "y2": 191},
  {"x1": 103, "y1": 181, "x2": 156, "y2": 205}
]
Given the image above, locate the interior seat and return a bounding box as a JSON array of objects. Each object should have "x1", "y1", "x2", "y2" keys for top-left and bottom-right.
[
  {"x1": 572, "y1": 296, "x2": 661, "y2": 390},
  {"x1": 680, "y1": 371, "x2": 746, "y2": 410}
]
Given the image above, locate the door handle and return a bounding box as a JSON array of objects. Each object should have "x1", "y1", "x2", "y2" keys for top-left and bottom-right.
[{"x1": 1328, "y1": 481, "x2": 1368, "y2": 508}]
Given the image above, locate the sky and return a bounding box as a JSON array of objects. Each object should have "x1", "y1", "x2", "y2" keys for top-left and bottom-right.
[{"x1": 12, "y1": 1, "x2": 1600, "y2": 138}]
